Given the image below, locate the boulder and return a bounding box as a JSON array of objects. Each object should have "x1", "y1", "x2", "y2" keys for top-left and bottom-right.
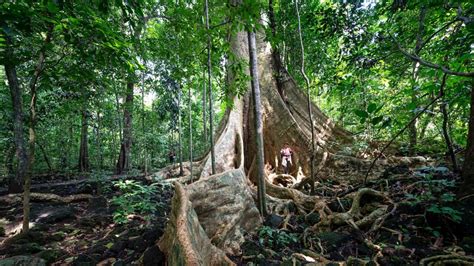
[
  {"x1": 140, "y1": 246, "x2": 165, "y2": 266},
  {"x1": 0, "y1": 256, "x2": 46, "y2": 266}
]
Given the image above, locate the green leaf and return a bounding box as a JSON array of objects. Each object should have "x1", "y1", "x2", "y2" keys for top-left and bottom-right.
[
  {"x1": 367, "y1": 103, "x2": 377, "y2": 113},
  {"x1": 371, "y1": 116, "x2": 384, "y2": 125},
  {"x1": 354, "y1": 109, "x2": 369, "y2": 118}
]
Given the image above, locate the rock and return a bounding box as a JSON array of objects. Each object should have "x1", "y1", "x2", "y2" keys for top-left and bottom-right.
[
  {"x1": 346, "y1": 256, "x2": 370, "y2": 265},
  {"x1": 127, "y1": 236, "x2": 147, "y2": 252},
  {"x1": 462, "y1": 236, "x2": 474, "y2": 253},
  {"x1": 433, "y1": 166, "x2": 450, "y2": 175},
  {"x1": 315, "y1": 232, "x2": 350, "y2": 252},
  {"x1": 36, "y1": 249, "x2": 64, "y2": 264},
  {"x1": 89, "y1": 244, "x2": 107, "y2": 255},
  {"x1": 240, "y1": 240, "x2": 260, "y2": 257},
  {"x1": 0, "y1": 256, "x2": 46, "y2": 266},
  {"x1": 327, "y1": 198, "x2": 352, "y2": 212},
  {"x1": 78, "y1": 214, "x2": 111, "y2": 227},
  {"x1": 50, "y1": 232, "x2": 66, "y2": 242},
  {"x1": 187, "y1": 169, "x2": 262, "y2": 255},
  {"x1": 263, "y1": 248, "x2": 278, "y2": 259},
  {"x1": 292, "y1": 253, "x2": 316, "y2": 263},
  {"x1": 72, "y1": 254, "x2": 96, "y2": 266},
  {"x1": 304, "y1": 212, "x2": 320, "y2": 225},
  {"x1": 264, "y1": 214, "x2": 284, "y2": 228},
  {"x1": 287, "y1": 201, "x2": 297, "y2": 213},
  {"x1": 87, "y1": 196, "x2": 108, "y2": 213},
  {"x1": 109, "y1": 240, "x2": 127, "y2": 254},
  {"x1": 10, "y1": 243, "x2": 43, "y2": 255},
  {"x1": 142, "y1": 227, "x2": 163, "y2": 244},
  {"x1": 97, "y1": 258, "x2": 116, "y2": 266},
  {"x1": 141, "y1": 245, "x2": 165, "y2": 266},
  {"x1": 35, "y1": 206, "x2": 75, "y2": 224},
  {"x1": 382, "y1": 165, "x2": 410, "y2": 178}
]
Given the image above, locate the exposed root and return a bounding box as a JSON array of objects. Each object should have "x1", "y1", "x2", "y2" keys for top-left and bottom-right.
[
  {"x1": 264, "y1": 177, "x2": 326, "y2": 212},
  {"x1": 158, "y1": 181, "x2": 234, "y2": 265},
  {"x1": 419, "y1": 254, "x2": 474, "y2": 265},
  {"x1": 0, "y1": 193, "x2": 92, "y2": 205},
  {"x1": 312, "y1": 188, "x2": 391, "y2": 232}
]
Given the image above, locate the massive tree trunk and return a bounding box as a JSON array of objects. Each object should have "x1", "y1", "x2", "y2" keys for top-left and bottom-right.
[
  {"x1": 116, "y1": 81, "x2": 134, "y2": 174},
  {"x1": 159, "y1": 28, "x2": 354, "y2": 263}
]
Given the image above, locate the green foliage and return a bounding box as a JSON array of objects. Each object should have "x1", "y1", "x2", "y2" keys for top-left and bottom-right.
[
  {"x1": 111, "y1": 180, "x2": 158, "y2": 224},
  {"x1": 90, "y1": 171, "x2": 112, "y2": 195},
  {"x1": 258, "y1": 226, "x2": 299, "y2": 249},
  {"x1": 405, "y1": 174, "x2": 462, "y2": 224}
]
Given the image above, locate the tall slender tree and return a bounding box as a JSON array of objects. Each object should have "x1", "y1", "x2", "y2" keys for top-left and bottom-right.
[
  {"x1": 295, "y1": 0, "x2": 316, "y2": 194},
  {"x1": 116, "y1": 81, "x2": 134, "y2": 174},
  {"x1": 205, "y1": 0, "x2": 216, "y2": 175},
  {"x1": 4, "y1": 35, "x2": 28, "y2": 194},
  {"x1": 248, "y1": 30, "x2": 267, "y2": 216}
]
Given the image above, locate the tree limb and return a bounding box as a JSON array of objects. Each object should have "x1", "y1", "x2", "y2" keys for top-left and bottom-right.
[
  {"x1": 364, "y1": 73, "x2": 449, "y2": 183},
  {"x1": 392, "y1": 36, "x2": 474, "y2": 77}
]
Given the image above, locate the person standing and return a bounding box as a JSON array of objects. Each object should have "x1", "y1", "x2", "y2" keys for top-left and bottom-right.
[
  {"x1": 168, "y1": 150, "x2": 176, "y2": 164},
  {"x1": 280, "y1": 143, "x2": 293, "y2": 174}
]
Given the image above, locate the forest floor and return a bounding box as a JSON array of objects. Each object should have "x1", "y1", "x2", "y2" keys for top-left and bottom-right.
[
  {"x1": 232, "y1": 164, "x2": 474, "y2": 265},
  {"x1": 0, "y1": 174, "x2": 172, "y2": 265},
  {"x1": 0, "y1": 161, "x2": 473, "y2": 265}
]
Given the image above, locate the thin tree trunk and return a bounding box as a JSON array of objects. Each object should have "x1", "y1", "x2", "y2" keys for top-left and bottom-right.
[
  {"x1": 440, "y1": 97, "x2": 459, "y2": 172},
  {"x1": 408, "y1": 7, "x2": 427, "y2": 155},
  {"x1": 96, "y1": 109, "x2": 103, "y2": 169},
  {"x1": 141, "y1": 72, "x2": 147, "y2": 172},
  {"x1": 248, "y1": 30, "x2": 267, "y2": 216},
  {"x1": 4, "y1": 37, "x2": 28, "y2": 194},
  {"x1": 189, "y1": 85, "x2": 193, "y2": 180},
  {"x1": 5, "y1": 144, "x2": 15, "y2": 178},
  {"x1": 115, "y1": 91, "x2": 123, "y2": 141},
  {"x1": 78, "y1": 103, "x2": 90, "y2": 172},
  {"x1": 178, "y1": 84, "x2": 184, "y2": 176},
  {"x1": 22, "y1": 26, "x2": 54, "y2": 233},
  {"x1": 116, "y1": 81, "x2": 134, "y2": 174},
  {"x1": 460, "y1": 81, "x2": 474, "y2": 196},
  {"x1": 295, "y1": 0, "x2": 316, "y2": 194},
  {"x1": 38, "y1": 141, "x2": 52, "y2": 172},
  {"x1": 205, "y1": 0, "x2": 216, "y2": 175},
  {"x1": 202, "y1": 69, "x2": 207, "y2": 147}
]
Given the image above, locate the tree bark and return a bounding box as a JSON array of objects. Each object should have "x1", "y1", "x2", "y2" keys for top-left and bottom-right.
[
  {"x1": 205, "y1": 0, "x2": 216, "y2": 175},
  {"x1": 440, "y1": 99, "x2": 459, "y2": 172},
  {"x1": 23, "y1": 25, "x2": 54, "y2": 233},
  {"x1": 4, "y1": 37, "x2": 28, "y2": 194},
  {"x1": 202, "y1": 69, "x2": 208, "y2": 146},
  {"x1": 248, "y1": 30, "x2": 267, "y2": 216},
  {"x1": 178, "y1": 84, "x2": 184, "y2": 176},
  {"x1": 116, "y1": 81, "x2": 134, "y2": 174},
  {"x1": 78, "y1": 103, "x2": 90, "y2": 172},
  {"x1": 295, "y1": 0, "x2": 316, "y2": 194},
  {"x1": 38, "y1": 141, "x2": 52, "y2": 172},
  {"x1": 408, "y1": 7, "x2": 427, "y2": 156},
  {"x1": 189, "y1": 84, "x2": 193, "y2": 180},
  {"x1": 460, "y1": 81, "x2": 474, "y2": 196}
]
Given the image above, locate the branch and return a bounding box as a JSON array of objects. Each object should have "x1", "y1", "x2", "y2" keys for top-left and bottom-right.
[
  {"x1": 394, "y1": 40, "x2": 474, "y2": 77},
  {"x1": 364, "y1": 73, "x2": 449, "y2": 183},
  {"x1": 419, "y1": 20, "x2": 459, "y2": 50}
]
